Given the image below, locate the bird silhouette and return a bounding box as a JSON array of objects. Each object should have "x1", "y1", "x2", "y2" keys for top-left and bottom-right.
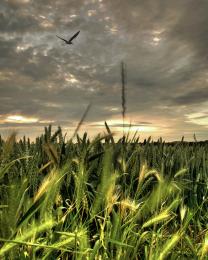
[{"x1": 56, "y1": 31, "x2": 80, "y2": 44}]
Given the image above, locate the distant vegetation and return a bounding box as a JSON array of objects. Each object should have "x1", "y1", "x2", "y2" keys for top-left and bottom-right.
[{"x1": 0, "y1": 124, "x2": 207, "y2": 259}]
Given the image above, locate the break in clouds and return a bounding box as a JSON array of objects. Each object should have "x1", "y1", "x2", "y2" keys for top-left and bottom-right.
[{"x1": 0, "y1": 0, "x2": 208, "y2": 140}]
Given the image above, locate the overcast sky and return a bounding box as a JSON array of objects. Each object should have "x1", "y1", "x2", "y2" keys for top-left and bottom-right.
[{"x1": 0, "y1": 0, "x2": 208, "y2": 141}]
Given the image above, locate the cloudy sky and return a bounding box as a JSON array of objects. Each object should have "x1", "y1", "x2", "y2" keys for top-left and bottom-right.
[{"x1": 0, "y1": 0, "x2": 208, "y2": 141}]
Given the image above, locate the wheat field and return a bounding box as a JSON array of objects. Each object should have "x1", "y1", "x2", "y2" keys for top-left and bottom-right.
[{"x1": 0, "y1": 124, "x2": 207, "y2": 259}]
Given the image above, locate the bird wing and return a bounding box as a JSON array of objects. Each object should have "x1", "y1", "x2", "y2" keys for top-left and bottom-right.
[
  {"x1": 56, "y1": 35, "x2": 68, "y2": 43},
  {"x1": 68, "y1": 31, "x2": 80, "y2": 42}
]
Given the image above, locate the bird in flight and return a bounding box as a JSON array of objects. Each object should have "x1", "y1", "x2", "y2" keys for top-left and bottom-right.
[{"x1": 56, "y1": 31, "x2": 80, "y2": 45}]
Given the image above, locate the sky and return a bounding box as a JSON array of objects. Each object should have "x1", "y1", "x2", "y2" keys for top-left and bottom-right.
[{"x1": 0, "y1": 0, "x2": 208, "y2": 141}]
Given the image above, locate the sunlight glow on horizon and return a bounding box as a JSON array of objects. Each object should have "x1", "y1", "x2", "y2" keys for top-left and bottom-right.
[
  {"x1": 91, "y1": 119, "x2": 157, "y2": 133},
  {"x1": 5, "y1": 115, "x2": 39, "y2": 124}
]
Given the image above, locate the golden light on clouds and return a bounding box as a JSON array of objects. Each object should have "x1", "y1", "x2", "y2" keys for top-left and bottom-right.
[
  {"x1": 40, "y1": 20, "x2": 54, "y2": 28},
  {"x1": 39, "y1": 120, "x2": 55, "y2": 124},
  {"x1": 104, "y1": 16, "x2": 110, "y2": 21},
  {"x1": 152, "y1": 36, "x2": 161, "y2": 46},
  {"x1": 5, "y1": 115, "x2": 39, "y2": 124},
  {"x1": 0, "y1": 71, "x2": 14, "y2": 80},
  {"x1": 92, "y1": 119, "x2": 157, "y2": 133},
  {"x1": 186, "y1": 112, "x2": 208, "y2": 126},
  {"x1": 0, "y1": 115, "x2": 55, "y2": 125},
  {"x1": 70, "y1": 14, "x2": 77, "y2": 18},
  {"x1": 153, "y1": 28, "x2": 165, "y2": 35},
  {"x1": 122, "y1": 125, "x2": 157, "y2": 133},
  {"x1": 110, "y1": 26, "x2": 118, "y2": 34},
  {"x1": 151, "y1": 28, "x2": 164, "y2": 46},
  {"x1": 39, "y1": 15, "x2": 46, "y2": 19},
  {"x1": 153, "y1": 37, "x2": 161, "y2": 43},
  {"x1": 65, "y1": 74, "x2": 79, "y2": 84},
  {"x1": 88, "y1": 10, "x2": 97, "y2": 17},
  {"x1": 8, "y1": 0, "x2": 30, "y2": 3},
  {"x1": 16, "y1": 44, "x2": 31, "y2": 53}
]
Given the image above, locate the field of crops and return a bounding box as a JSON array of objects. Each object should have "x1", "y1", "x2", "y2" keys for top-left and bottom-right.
[{"x1": 0, "y1": 124, "x2": 207, "y2": 259}]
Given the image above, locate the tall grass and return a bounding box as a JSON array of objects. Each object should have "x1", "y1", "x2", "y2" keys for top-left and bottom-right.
[
  {"x1": 0, "y1": 126, "x2": 207, "y2": 259},
  {"x1": 121, "y1": 61, "x2": 127, "y2": 138}
]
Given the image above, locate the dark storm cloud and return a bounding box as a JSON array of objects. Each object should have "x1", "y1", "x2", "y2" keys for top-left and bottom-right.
[
  {"x1": 0, "y1": 36, "x2": 19, "y2": 60},
  {"x1": 0, "y1": 0, "x2": 43, "y2": 33},
  {"x1": 0, "y1": 0, "x2": 207, "y2": 140},
  {"x1": 170, "y1": 0, "x2": 208, "y2": 60},
  {"x1": 172, "y1": 88, "x2": 208, "y2": 105}
]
